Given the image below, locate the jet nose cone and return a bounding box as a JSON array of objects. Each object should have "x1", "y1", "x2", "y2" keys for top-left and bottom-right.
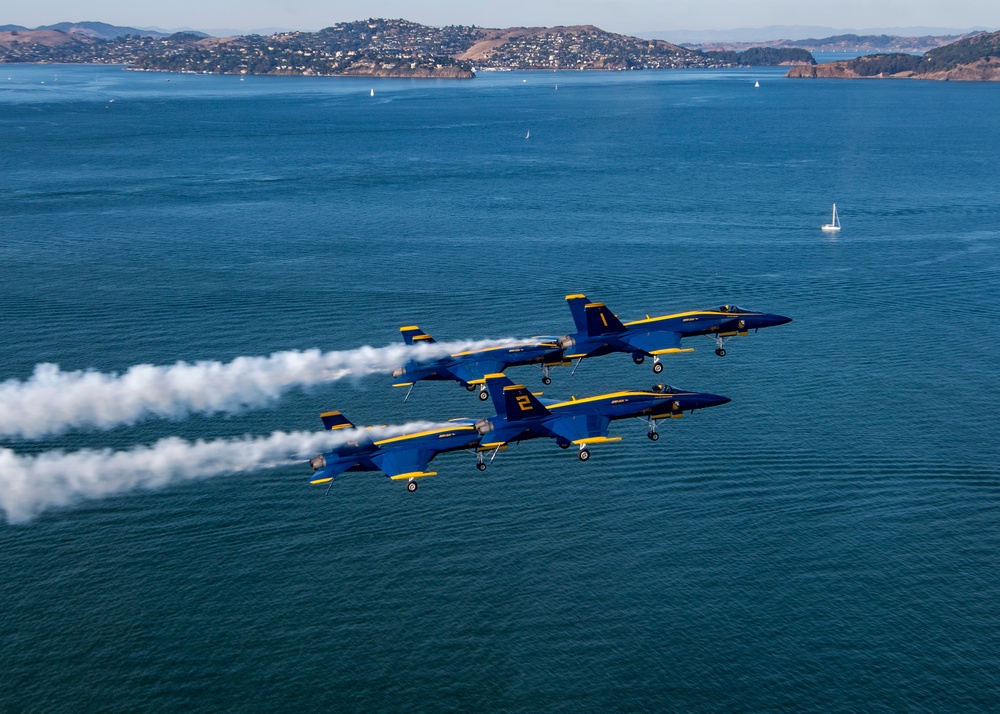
[
  {"x1": 770, "y1": 314, "x2": 793, "y2": 327},
  {"x1": 704, "y1": 393, "x2": 731, "y2": 409}
]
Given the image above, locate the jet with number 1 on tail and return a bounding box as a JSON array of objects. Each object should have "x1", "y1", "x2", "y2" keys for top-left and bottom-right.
[
  {"x1": 307, "y1": 411, "x2": 481, "y2": 493},
  {"x1": 556, "y1": 294, "x2": 792, "y2": 375},
  {"x1": 470, "y1": 373, "x2": 730, "y2": 467},
  {"x1": 390, "y1": 326, "x2": 568, "y2": 401}
]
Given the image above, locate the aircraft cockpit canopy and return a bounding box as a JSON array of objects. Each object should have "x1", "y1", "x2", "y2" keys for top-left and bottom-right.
[
  {"x1": 650, "y1": 384, "x2": 676, "y2": 394},
  {"x1": 719, "y1": 305, "x2": 747, "y2": 313}
]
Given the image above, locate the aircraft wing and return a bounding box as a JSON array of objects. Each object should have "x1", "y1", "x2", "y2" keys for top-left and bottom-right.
[
  {"x1": 443, "y1": 360, "x2": 507, "y2": 386},
  {"x1": 620, "y1": 330, "x2": 692, "y2": 355},
  {"x1": 370, "y1": 447, "x2": 439, "y2": 480},
  {"x1": 545, "y1": 414, "x2": 613, "y2": 444}
]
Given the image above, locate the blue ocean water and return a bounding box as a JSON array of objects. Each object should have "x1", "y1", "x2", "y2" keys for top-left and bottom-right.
[{"x1": 1, "y1": 64, "x2": 999, "y2": 711}]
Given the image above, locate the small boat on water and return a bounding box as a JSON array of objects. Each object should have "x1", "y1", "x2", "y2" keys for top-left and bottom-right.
[
  {"x1": 525, "y1": 130, "x2": 530, "y2": 140},
  {"x1": 370, "y1": 88, "x2": 374, "y2": 97},
  {"x1": 754, "y1": 80, "x2": 760, "y2": 88},
  {"x1": 822, "y1": 203, "x2": 841, "y2": 232}
]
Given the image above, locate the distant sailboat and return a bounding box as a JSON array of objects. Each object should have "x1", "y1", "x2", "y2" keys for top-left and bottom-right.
[
  {"x1": 754, "y1": 80, "x2": 760, "y2": 88},
  {"x1": 525, "y1": 130, "x2": 530, "y2": 140},
  {"x1": 370, "y1": 88, "x2": 374, "y2": 97},
  {"x1": 821, "y1": 204, "x2": 841, "y2": 232}
]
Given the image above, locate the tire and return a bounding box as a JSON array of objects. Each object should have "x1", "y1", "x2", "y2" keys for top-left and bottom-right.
[
  {"x1": 542, "y1": 376, "x2": 552, "y2": 385},
  {"x1": 558, "y1": 440, "x2": 570, "y2": 449},
  {"x1": 716, "y1": 348, "x2": 726, "y2": 357},
  {"x1": 578, "y1": 449, "x2": 590, "y2": 462},
  {"x1": 476, "y1": 462, "x2": 487, "y2": 472},
  {"x1": 465, "y1": 384, "x2": 477, "y2": 392},
  {"x1": 633, "y1": 355, "x2": 645, "y2": 365},
  {"x1": 406, "y1": 481, "x2": 418, "y2": 493},
  {"x1": 652, "y1": 362, "x2": 664, "y2": 374},
  {"x1": 647, "y1": 432, "x2": 659, "y2": 442},
  {"x1": 478, "y1": 390, "x2": 489, "y2": 401}
]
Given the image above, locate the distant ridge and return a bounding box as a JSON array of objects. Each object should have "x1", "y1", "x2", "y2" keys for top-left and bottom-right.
[
  {"x1": 643, "y1": 25, "x2": 993, "y2": 44},
  {"x1": 788, "y1": 29, "x2": 1000, "y2": 81},
  {"x1": 0, "y1": 21, "x2": 204, "y2": 40}
]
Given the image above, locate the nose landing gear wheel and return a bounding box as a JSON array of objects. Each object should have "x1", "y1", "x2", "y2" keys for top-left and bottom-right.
[
  {"x1": 478, "y1": 390, "x2": 490, "y2": 401},
  {"x1": 476, "y1": 462, "x2": 487, "y2": 472},
  {"x1": 647, "y1": 432, "x2": 659, "y2": 442},
  {"x1": 578, "y1": 448, "x2": 591, "y2": 462},
  {"x1": 542, "y1": 376, "x2": 552, "y2": 385},
  {"x1": 406, "y1": 481, "x2": 418, "y2": 493},
  {"x1": 715, "y1": 348, "x2": 726, "y2": 357},
  {"x1": 652, "y1": 362, "x2": 664, "y2": 374}
]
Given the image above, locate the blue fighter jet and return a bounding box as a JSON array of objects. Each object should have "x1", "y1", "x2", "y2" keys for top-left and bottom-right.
[
  {"x1": 307, "y1": 410, "x2": 481, "y2": 492},
  {"x1": 555, "y1": 294, "x2": 792, "y2": 375},
  {"x1": 471, "y1": 373, "x2": 730, "y2": 466},
  {"x1": 390, "y1": 325, "x2": 568, "y2": 401}
]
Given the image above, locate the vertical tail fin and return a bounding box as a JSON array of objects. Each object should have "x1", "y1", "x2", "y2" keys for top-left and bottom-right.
[
  {"x1": 565, "y1": 294, "x2": 590, "y2": 333},
  {"x1": 400, "y1": 326, "x2": 435, "y2": 345},
  {"x1": 583, "y1": 301, "x2": 626, "y2": 336},
  {"x1": 500, "y1": 382, "x2": 550, "y2": 421},
  {"x1": 320, "y1": 411, "x2": 355, "y2": 431}
]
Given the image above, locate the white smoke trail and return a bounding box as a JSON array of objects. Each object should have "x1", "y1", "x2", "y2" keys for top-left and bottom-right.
[
  {"x1": 0, "y1": 421, "x2": 442, "y2": 524},
  {"x1": 0, "y1": 338, "x2": 518, "y2": 439}
]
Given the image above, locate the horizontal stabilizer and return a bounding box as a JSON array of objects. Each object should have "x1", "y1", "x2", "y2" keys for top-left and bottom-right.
[
  {"x1": 400, "y1": 325, "x2": 436, "y2": 345},
  {"x1": 320, "y1": 411, "x2": 355, "y2": 431}
]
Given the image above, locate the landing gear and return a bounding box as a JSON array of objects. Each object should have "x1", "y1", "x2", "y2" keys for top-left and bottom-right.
[
  {"x1": 465, "y1": 384, "x2": 477, "y2": 392},
  {"x1": 578, "y1": 447, "x2": 591, "y2": 462},
  {"x1": 541, "y1": 363, "x2": 553, "y2": 386},
  {"x1": 652, "y1": 361, "x2": 664, "y2": 375},
  {"x1": 406, "y1": 481, "x2": 418, "y2": 493},
  {"x1": 557, "y1": 439, "x2": 570, "y2": 449},
  {"x1": 715, "y1": 348, "x2": 726, "y2": 357},
  {"x1": 712, "y1": 334, "x2": 728, "y2": 357},
  {"x1": 478, "y1": 389, "x2": 490, "y2": 401},
  {"x1": 542, "y1": 376, "x2": 552, "y2": 385},
  {"x1": 647, "y1": 431, "x2": 660, "y2": 442},
  {"x1": 476, "y1": 462, "x2": 487, "y2": 472},
  {"x1": 632, "y1": 354, "x2": 645, "y2": 365}
]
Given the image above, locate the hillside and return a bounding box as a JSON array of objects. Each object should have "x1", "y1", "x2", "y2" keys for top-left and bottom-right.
[
  {"x1": 687, "y1": 32, "x2": 981, "y2": 54},
  {"x1": 787, "y1": 30, "x2": 1000, "y2": 80},
  {"x1": 0, "y1": 18, "x2": 812, "y2": 76}
]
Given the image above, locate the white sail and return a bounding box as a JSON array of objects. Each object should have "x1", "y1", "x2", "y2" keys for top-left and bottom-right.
[{"x1": 822, "y1": 204, "x2": 841, "y2": 232}]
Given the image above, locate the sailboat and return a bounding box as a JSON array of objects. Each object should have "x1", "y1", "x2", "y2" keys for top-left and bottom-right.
[
  {"x1": 525, "y1": 130, "x2": 530, "y2": 140},
  {"x1": 821, "y1": 204, "x2": 841, "y2": 232},
  {"x1": 370, "y1": 88, "x2": 374, "y2": 97},
  {"x1": 754, "y1": 80, "x2": 760, "y2": 88}
]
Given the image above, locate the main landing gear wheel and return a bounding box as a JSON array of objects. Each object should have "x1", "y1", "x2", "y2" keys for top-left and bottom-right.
[
  {"x1": 647, "y1": 431, "x2": 660, "y2": 442},
  {"x1": 715, "y1": 348, "x2": 727, "y2": 357},
  {"x1": 465, "y1": 384, "x2": 477, "y2": 392},
  {"x1": 652, "y1": 362, "x2": 664, "y2": 374},
  {"x1": 476, "y1": 462, "x2": 487, "y2": 472},
  {"x1": 542, "y1": 376, "x2": 552, "y2": 385},
  {"x1": 406, "y1": 481, "x2": 418, "y2": 493},
  {"x1": 633, "y1": 355, "x2": 645, "y2": 365},
  {"x1": 558, "y1": 441, "x2": 570, "y2": 449},
  {"x1": 478, "y1": 390, "x2": 490, "y2": 401},
  {"x1": 578, "y1": 448, "x2": 591, "y2": 462}
]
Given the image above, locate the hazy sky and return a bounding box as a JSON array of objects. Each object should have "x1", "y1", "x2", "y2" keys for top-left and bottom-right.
[{"x1": 8, "y1": 0, "x2": 999, "y2": 35}]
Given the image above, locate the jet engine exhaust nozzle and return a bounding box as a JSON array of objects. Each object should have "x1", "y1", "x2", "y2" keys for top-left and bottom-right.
[
  {"x1": 556, "y1": 335, "x2": 575, "y2": 350},
  {"x1": 391, "y1": 367, "x2": 406, "y2": 378},
  {"x1": 309, "y1": 454, "x2": 327, "y2": 471},
  {"x1": 474, "y1": 418, "x2": 494, "y2": 435}
]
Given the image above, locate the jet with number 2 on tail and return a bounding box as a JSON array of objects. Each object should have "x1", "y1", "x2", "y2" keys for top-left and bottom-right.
[
  {"x1": 307, "y1": 411, "x2": 481, "y2": 493},
  {"x1": 556, "y1": 294, "x2": 792, "y2": 375},
  {"x1": 470, "y1": 373, "x2": 730, "y2": 468},
  {"x1": 390, "y1": 325, "x2": 568, "y2": 401}
]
